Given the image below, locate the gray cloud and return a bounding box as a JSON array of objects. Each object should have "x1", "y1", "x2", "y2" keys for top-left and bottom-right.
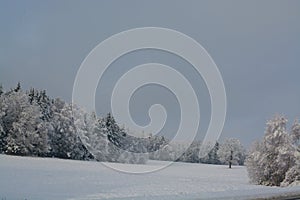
[{"x1": 1, "y1": 0, "x2": 300, "y2": 147}]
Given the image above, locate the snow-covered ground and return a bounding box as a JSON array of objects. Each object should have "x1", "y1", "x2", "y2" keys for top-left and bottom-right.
[{"x1": 0, "y1": 155, "x2": 300, "y2": 200}]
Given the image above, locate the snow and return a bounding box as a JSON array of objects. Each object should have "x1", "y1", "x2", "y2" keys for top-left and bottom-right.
[{"x1": 0, "y1": 155, "x2": 299, "y2": 200}]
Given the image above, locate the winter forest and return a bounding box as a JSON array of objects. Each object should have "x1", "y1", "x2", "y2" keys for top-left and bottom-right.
[{"x1": 0, "y1": 83, "x2": 299, "y2": 188}]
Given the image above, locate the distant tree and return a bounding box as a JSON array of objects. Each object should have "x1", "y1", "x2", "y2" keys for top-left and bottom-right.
[
  {"x1": 179, "y1": 141, "x2": 201, "y2": 163},
  {"x1": 218, "y1": 138, "x2": 245, "y2": 168},
  {"x1": 200, "y1": 142, "x2": 221, "y2": 165},
  {"x1": 150, "y1": 140, "x2": 175, "y2": 161},
  {"x1": 0, "y1": 84, "x2": 3, "y2": 96},
  {"x1": 14, "y1": 82, "x2": 21, "y2": 92},
  {"x1": 36, "y1": 90, "x2": 53, "y2": 121}
]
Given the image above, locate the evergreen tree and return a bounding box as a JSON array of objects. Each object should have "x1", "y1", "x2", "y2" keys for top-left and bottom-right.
[
  {"x1": 200, "y1": 142, "x2": 221, "y2": 164},
  {"x1": 92, "y1": 117, "x2": 110, "y2": 161},
  {"x1": 0, "y1": 84, "x2": 3, "y2": 96},
  {"x1": 179, "y1": 141, "x2": 201, "y2": 163},
  {"x1": 14, "y1": 82, "x2": 21, "y2": 92}
]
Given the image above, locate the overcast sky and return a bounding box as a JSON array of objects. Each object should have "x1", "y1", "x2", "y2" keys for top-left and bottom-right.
[{"x1": 1, "y1": 0, "x2": 300, "y2": 147}]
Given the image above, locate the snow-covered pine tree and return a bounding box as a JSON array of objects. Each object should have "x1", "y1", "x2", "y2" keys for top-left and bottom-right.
[
  {"x1": 179, "y1": 141, "x2": 201, "y2": 163},
  {"x1": 93, "y1": 117, "x2": 110, "y2": 161},
  {"x1": 14, "y1": 82, "x2": 21, "y2": 92},
  {"x1": 36, "y1": 90, "x2": 53, "y2": 121},
  {"x1": 200, "y1": 141, "x2": 221, "y2": 164},
  {"x1": 102, "y1": 113, "x2": 122, "y2": 162},
  {"x1": 103, "y1": 113, "x2": 148, "y2": 163},
  {"x1": 0, "y1": 84, "x2": 3, "y2": 96}
]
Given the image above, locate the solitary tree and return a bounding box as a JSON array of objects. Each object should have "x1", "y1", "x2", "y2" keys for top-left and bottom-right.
[{"x1": 218, "y1": 138, "x2": 245, "y2": 168}]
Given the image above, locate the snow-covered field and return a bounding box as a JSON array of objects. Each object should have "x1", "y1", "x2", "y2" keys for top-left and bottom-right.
[{"x1": 0, "y1": 155, "x2": 300, "y2": 200}]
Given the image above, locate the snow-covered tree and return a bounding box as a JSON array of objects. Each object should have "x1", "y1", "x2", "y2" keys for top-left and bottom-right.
[
  {"x1": 74, "y1": 108, "x2": 97, "y2": 155},
  {"x1": 280, "y1": 119, "x2": 300, "y2": 186},
  {"x1": 49, "y1": 100, "x2": 91, "y2": 160},
  {"x1": 0, "y1": 90, "x2": 49, "y2": 156},
  {"x1": 218, "y1": 138, "x2": 245, "y2": 168},
  {"x1": 0, "y1": 93, "x2": 6, "y2": 153},
  {"x1": 73, "y1": 108, "x2": 110, "y2": 162},
  {"x1": 150, "y1": 142, "x2": 175, "y2": 161},
  {"x1": 35, "y1": 90, "x2": 53, "y2": 121},
  {"x1": 0, "y1": 84, "x2": 3, "y2": 96},
  {"x1": 93, "y1": 117, "x2": 111, "y2": 161},
  {"x1": 245, "y1": 140, "x2": 265, "y2": 185},
  {"x1": 281, "y1": 151, "x2": 300, "y2": 186},
  {"x1": 291, "y1": 119, "x2": 300, "y2": 147},
  {"x1": 179, "y1": 141, "x2": 201, "y2": 163},
  {"x1": 0, "y1": 84, "x2": 149, "y2": 163},
  {"x1": 14, "y1": 82, "x2": 21, "y2": 92},
  {"x1": 246, "y1": 115, "x2": 296, "y2": 186},
  {"x1": 0, "y1": 113, "x2": 5, "y2": 153},
  {"x1": 104, "y1": 113, "x2": 147, "y2": 163},
  {"x1": 75, "y1": 112, "x2": 148, "y2": 164},
  {"x1": 200, "y1": 142, "x2": 221, "y2": 164}
]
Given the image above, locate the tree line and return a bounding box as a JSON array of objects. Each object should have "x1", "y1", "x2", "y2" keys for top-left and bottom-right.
[{"x1": 0, "y1": 83, "x2": 246, "y2": 166}]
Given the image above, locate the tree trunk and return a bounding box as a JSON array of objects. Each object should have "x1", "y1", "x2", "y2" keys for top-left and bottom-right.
[{"x1": 229, "y1": 150, "x2": 233, "y2": 169}]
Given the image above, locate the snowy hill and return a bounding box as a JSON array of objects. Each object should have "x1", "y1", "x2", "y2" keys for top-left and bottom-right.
[{"x1": 0, "y1": 155, "x2": 299, "y2": 200}]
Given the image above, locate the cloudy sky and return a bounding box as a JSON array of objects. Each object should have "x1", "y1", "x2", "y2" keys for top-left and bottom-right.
[{"x1": 1, "y1": 0, "x2": 300, "y2": 147}]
